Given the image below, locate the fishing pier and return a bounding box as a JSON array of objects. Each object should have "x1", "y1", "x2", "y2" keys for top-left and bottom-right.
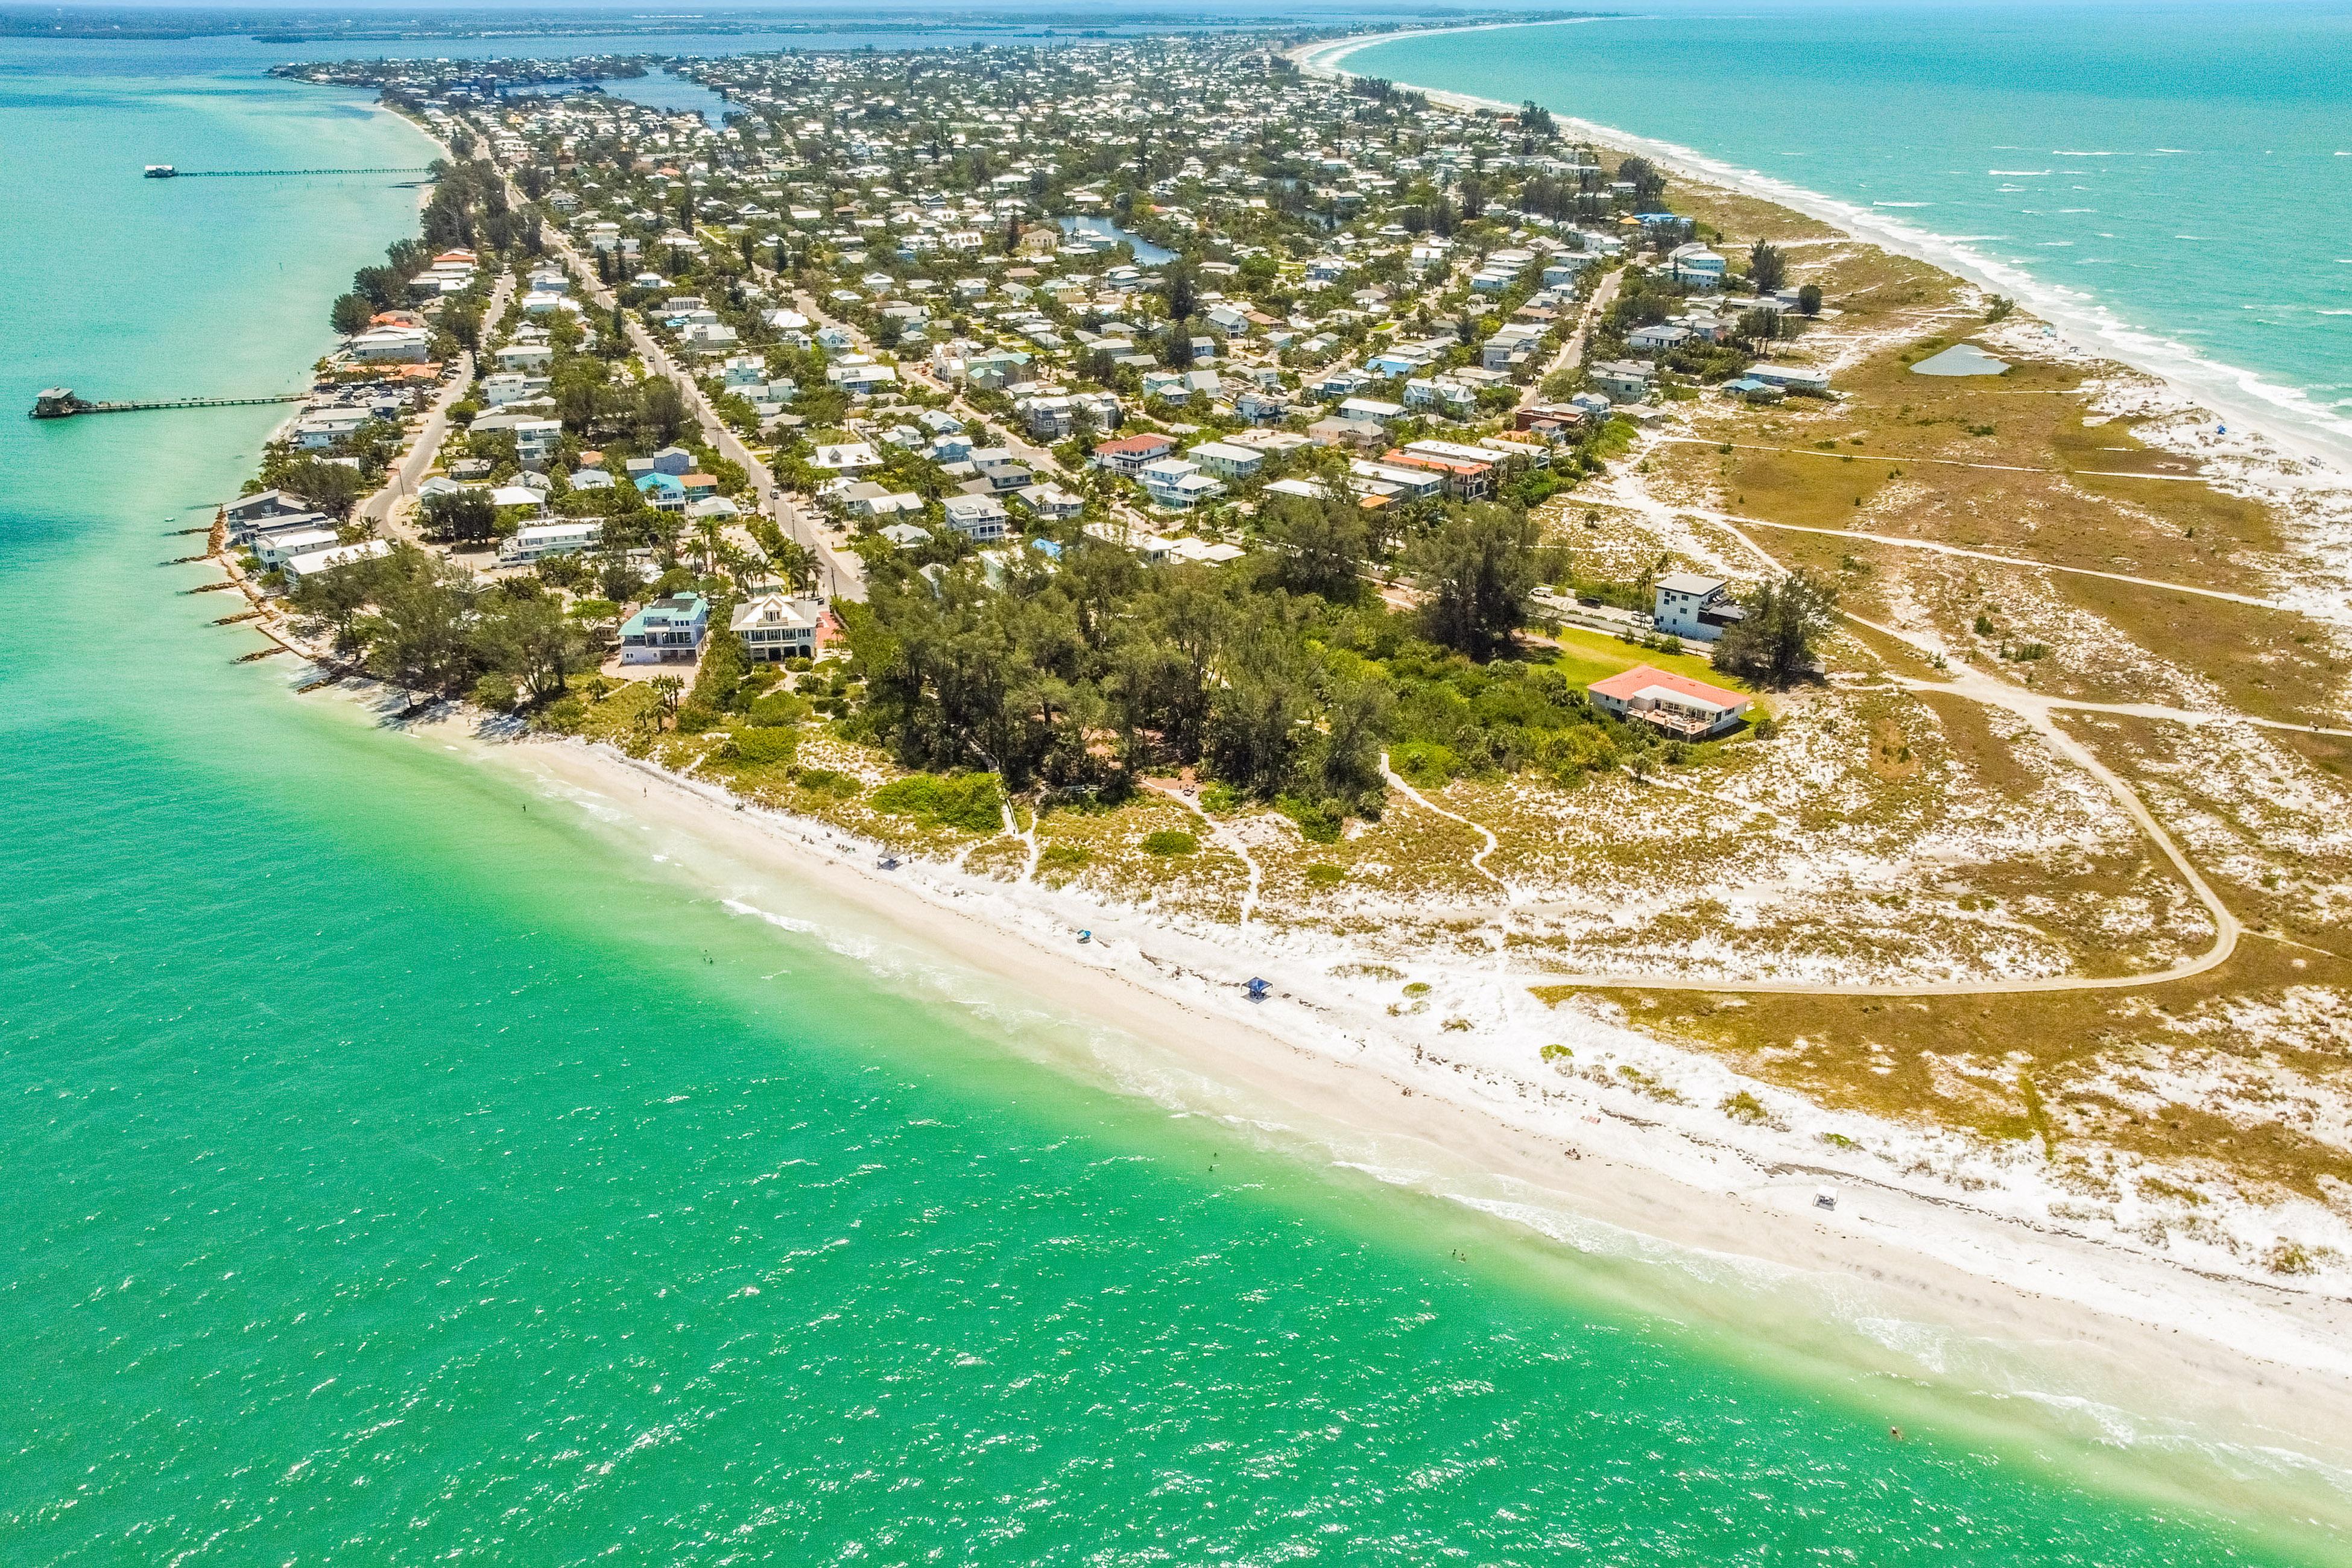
[{"x1": 31, "y1": 387, "x2": 308, "y2": 420}]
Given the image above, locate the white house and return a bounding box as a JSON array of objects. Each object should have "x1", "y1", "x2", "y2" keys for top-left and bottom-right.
[
  {"x1": 498, "y1": 520, "x2": 601, "y2": 564},
  {"x1": 1651, "y1": 572, "x2": 1746, "y2": 643},
  {"x1": 513, "y1": 418, "x2": 564, "y2": 467},
  {"x1": 1668, "y1": 243, "x2": 1727, "y2": 288},
  {"x1": 252, "y1": 525, "x2": 341, "y2": 570},
  {"x1": 1743, "y1": 363, "x2": 1833, "y2": 394},
  {"x1": 1139, "y1": 457, "x2": 1225, "y2": 510},
  {"x1": 811, "y1": 442, "x2": 881, "y2": 473},
  {"x1": 281, "y1": 537, "x2": 391, "y2": 584},
  {"x1": 1017, "y1": 483, "x2": 1087, "y2": 522},
  {"x1": 729, "y1": 593, "x2": 824, "y2": 662}
]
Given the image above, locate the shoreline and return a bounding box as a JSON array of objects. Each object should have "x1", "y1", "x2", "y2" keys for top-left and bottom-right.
[
  {"x1": 1286, "y1": 25, "x2": 2352, "y2": 481},
  {"x1": 230, "y1": 42, "x2": 2352, "y2": 1537},
  {"x1": 375, "y1": 703, "x2": 2352, "y2": 1523}
]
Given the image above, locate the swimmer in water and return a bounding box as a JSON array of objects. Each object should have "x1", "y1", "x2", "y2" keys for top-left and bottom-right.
[{"x1": 1890, "y1": 1427, "x2": 1903, "y2": 1442}]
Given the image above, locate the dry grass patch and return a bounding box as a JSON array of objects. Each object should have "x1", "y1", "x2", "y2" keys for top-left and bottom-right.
[{"x1": 1535, "y1": 937, "x2": 2352, "y2": 1201}]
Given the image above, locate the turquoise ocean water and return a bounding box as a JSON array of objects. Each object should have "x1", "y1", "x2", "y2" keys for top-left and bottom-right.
[
  {"x1": 1, "y1": 28, "x2": 2347, "y2": 1564},
  {"x1": 1344, "y1": 0, "x2": 2352, "y2": 469}
]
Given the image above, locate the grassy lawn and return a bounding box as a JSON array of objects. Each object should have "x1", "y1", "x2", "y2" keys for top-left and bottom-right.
[{"x1": 1543, "y1": 624, "x2": 1752, "y2": 694}]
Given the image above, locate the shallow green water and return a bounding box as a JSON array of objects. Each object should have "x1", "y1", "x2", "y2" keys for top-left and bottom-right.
[{"x1": 0, "y1": 45, "x2": 2341, "y2": 1566}]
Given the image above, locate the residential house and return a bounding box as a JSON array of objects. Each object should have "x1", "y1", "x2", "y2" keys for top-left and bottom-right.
[
  {"x1": 943, "y1": 493, "x2": 1010, "y2": 541},
  {"x1": 1337, "y1": 396, "x2": 1405, "y2": 426},
  {"x1": 729, "y1": 593, "x2": 825, "y2": 662},
  {"x1": 1017, "y1": 484, "x2": 1087, "y2": 523},
  {"x1": 252, "y1": 526, "x2": 341, "y2": 571},
  {"x1": 1586, "y1": 664, "x2": 1751, "y2": 738},
  {"x1": 1742, "y1": 363, "x2": 1832, "y2": 394},
  {"x1": 1139, "y1": 457, "x2": 1225, "y2": 510},
  {"x1": 1590, "y1": 361, "x2": 1653, "y2": 403},
  {"x1": 295, "y1": 408, "x2": 370, "y2": 449},
  {"x1": 280, "y1": 537, "x2": 391, "y2": 585},
  {"x1": 1186, "y1": 440, "x2": 1263, "y2": 481},
  {"x1": 1093, "y1": 432, "x2": 1175, "y2": 475},
  {"x1": 498, "y1": 520, "x2": 602, "y2": 565},
  {"x1": 619, "y1": 592, "x2": 710, "y2": 664},
  {"x1": 1651, "y1": 572, "x2": 1746, "y2": 643},
  {"x1": 811, "y1": 442, "x2": 882, "y2": 473},
  {"x1": 1379, "y1": 446, "x2": 1493, "y2": 501},
  {"x1": 1667, "y1": 244, "x2": 1727, "y2": 288}
]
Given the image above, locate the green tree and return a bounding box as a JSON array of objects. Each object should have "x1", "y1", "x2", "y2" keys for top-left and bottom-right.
[
  {"x1": 1412, "y1": 505, "x2": 1539, "y2": 660},
  {"x1": 1264, "y1": 493, "x2": 1366, "y2": 603},
  {"x1": 478, "y1": 587, "x2": 592, "y2": 706},
  {"x1": 636, "y1": 376, "x2": 689, "y2": 447},
  {"x1": 1797, "y1": 283, "x2": 1823, "y2": 317},
  {"x1": 270, "y1": 454, "x2": 365, "y2": 519},
  {"x1": 1748, "y1": 240, "x2": 1788, "y2": 294},
  {"x1": 348, "y1": 544, "x2": 483, "y2": 694},
  {"x1": 331, "y1": 292, "x2": 376, "y2": 335},
  {"x1": 1713, "y1": 569, "x2": 1839, "y2": 688},
  {"x1": 418, "y1": 487, "x2": 496, "y2": 545}
]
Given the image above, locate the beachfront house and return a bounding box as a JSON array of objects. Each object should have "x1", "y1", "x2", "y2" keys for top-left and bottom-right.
[
  {"x1": 618, "y1": 592, "x2": 710, "y2": 665},
  {"x1": 280, "y1": 537, "x2": 391, "y2": 586},
  {"x1": 729, "y1": 593, "x2": 824, "y2": 662}
]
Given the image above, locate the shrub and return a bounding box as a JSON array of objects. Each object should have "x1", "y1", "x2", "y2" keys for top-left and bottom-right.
[
  {"x1": 1390, "y1": 740, "x2": 1458, "y2": 789},
  {"x1": 1142, "y1": 829, "x2": 1199, "y2": 856},
  {"x1": 734, "y1": 727, "x2": 798, "y2": 766},
  {"x1": 1040, "y1": 841, "x2": 1090, "y2": 870},
  {"x1": 870, "y1": 771, "x2": 1005, "y2": 833},
  {"x1": 792, "y1": 767, "x2": 861, "y2": 798},
  {"x1": 750, "y1": 691, "x2": 811, "y2": 726},
  {"x1": 1304, "y1": 862, "x2": 1345, "y2": 887},
  {"x1": 1277, "y1": 794, "x2": 1345, "y2": 844},
  {"x1": 1721, "y1": 1090, "x2": 1769, "y2": 1124},
  {"x1": 536, "y1": 695, "x2": 587, "y2": 733},
  {"x1": 1539, "y1": 1043, "x2": 1572, "y2": 1063}
]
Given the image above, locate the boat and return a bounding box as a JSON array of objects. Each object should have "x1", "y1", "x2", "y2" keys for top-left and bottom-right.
[{"x1": 144, "y1": 164, "x2": 177, "y2": 179}]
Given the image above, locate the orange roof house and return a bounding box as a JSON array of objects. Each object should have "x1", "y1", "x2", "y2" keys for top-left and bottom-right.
[{"x1": 1587, "y1": 664, "x2": 1753, "y2": 738}]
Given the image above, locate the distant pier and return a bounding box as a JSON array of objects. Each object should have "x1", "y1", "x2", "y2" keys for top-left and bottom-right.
[
  {"x1": 143, "y1": 165, "x2": 433, "y2": 179},
  {"x1": 31, "y1": 387, "x2": 308, "y2": 420}
]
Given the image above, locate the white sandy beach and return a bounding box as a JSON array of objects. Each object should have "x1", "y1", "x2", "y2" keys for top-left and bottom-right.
[{"x1": 392, "y1": 709, "x2": 2352, "y2": 1502}]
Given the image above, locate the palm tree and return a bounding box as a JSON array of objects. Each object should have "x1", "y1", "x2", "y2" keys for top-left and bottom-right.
[
  {"x1": 716, "y1": 540, "x2": 760, "y2": 597},
  {"x1": 692, "y1": 516, "x2": 725, "y2": 575},
  {"x1": 773, "y1": 539, "x2": 818, "y2": 595}
]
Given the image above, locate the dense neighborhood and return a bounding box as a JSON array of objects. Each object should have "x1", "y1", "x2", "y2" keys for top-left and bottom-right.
[{"x1": 249, "y1": 34, "x2": 1838, "y2": 836}]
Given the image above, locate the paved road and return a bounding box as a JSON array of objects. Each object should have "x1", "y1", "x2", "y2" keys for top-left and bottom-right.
[
  {"x1": 1520, "y1": 266, "x2": 1620, "y2": 411},
  {"x1": 361, "y1": 269, "x2": 514, "y2": 534}
]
